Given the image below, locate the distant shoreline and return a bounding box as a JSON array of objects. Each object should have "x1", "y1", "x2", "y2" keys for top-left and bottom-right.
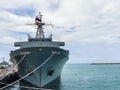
[
  {"x1": 66, "y1": 63, "x2": 120, "y2": 65},
  {"x1": 90, "y1": 63, "x2": 120, "y2": 65}
]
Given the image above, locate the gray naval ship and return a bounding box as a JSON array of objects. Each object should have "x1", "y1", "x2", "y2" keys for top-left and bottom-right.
[{"x1": 10, "y1": 13, "x2": 69, "y2": 89}]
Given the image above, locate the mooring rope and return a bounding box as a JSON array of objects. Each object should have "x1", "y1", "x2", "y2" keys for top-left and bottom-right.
[
  {"x1": 13, "y1": 53, "x2": 27, "y2": 70},
  {"x1": 0, "y1": 82, "x2": 52, "y2": 90},
  {"x1": 0, "y1": 54, "x2": 27, "y2": 81},
  {"x1": 0, "y1": 82, "x2": 51, "y2": 90},
  {"x1": 0, "y1": 53, "x2": 55, "y2": 90}
]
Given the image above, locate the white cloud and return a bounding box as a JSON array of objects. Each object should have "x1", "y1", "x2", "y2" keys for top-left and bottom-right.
[
  {"x1": 0, "y1": 0, "x2": 120, "y2": 63},
  {"x1": 0, "y1": 36, "x2": 18, "y2": 44},
  {"x1": 0, "y1": 0, "x2": 120, "y2": 44}
]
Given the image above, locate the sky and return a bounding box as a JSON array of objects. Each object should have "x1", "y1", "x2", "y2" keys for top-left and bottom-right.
[{"x1": 0, "y1": 0, "x2": 120, "y2": 63}]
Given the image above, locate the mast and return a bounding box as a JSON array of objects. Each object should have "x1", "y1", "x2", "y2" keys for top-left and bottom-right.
[
  {"x1": 35, "y1": 12, "x2": 45, "y2": 38},
  {"x1": 36, "y1": 24, "x2": 45, "y2": 38},
  {"x1": 27, "y1": 12, "x2": 53, "y2": 39}
]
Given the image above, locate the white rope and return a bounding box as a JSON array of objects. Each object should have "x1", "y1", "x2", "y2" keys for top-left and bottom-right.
[
  {"x1": 0, "y1": 82, "x2": 51, "y2": 90},
  {"x1": 13, "y1": 53, "x2": 27, "y2": 70},
  {"x1": 0, "y1": 53, "x2": 55, "y2": 90},
  {"x1": 0, "y1": 54, "x2": 27, "y2": 81}
]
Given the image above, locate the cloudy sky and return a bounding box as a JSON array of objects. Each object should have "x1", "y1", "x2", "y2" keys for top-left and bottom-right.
[{"x1": 0, "y1": 0, "x2": 120, "y2": 63}]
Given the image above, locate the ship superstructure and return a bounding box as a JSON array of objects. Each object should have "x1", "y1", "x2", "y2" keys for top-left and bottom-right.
[{"x1": 10, "y1": 12, "x2": 69, "y2": 88}]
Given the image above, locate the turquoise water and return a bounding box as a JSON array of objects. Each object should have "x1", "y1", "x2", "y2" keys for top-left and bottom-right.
[
  {"x1": 4, "y1": 64, "x2": 120, "y2": 90},
  {"x1": 57, "y1": 64, "x2": 120, "y2": 90}
]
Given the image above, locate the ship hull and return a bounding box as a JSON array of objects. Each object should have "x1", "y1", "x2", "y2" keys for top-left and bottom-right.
[{"x1": 10, "y1": 47, "x2": 69, "y2": 89}]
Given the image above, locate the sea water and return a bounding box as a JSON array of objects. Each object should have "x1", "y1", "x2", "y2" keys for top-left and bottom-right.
[{"x1": 4, "y1": 64, "x2": 120, "y2": 90}]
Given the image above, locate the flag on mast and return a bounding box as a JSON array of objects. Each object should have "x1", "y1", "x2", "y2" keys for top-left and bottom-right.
[{"x1": 35, "y1": 14, "x2": 42, "y2": 25}]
